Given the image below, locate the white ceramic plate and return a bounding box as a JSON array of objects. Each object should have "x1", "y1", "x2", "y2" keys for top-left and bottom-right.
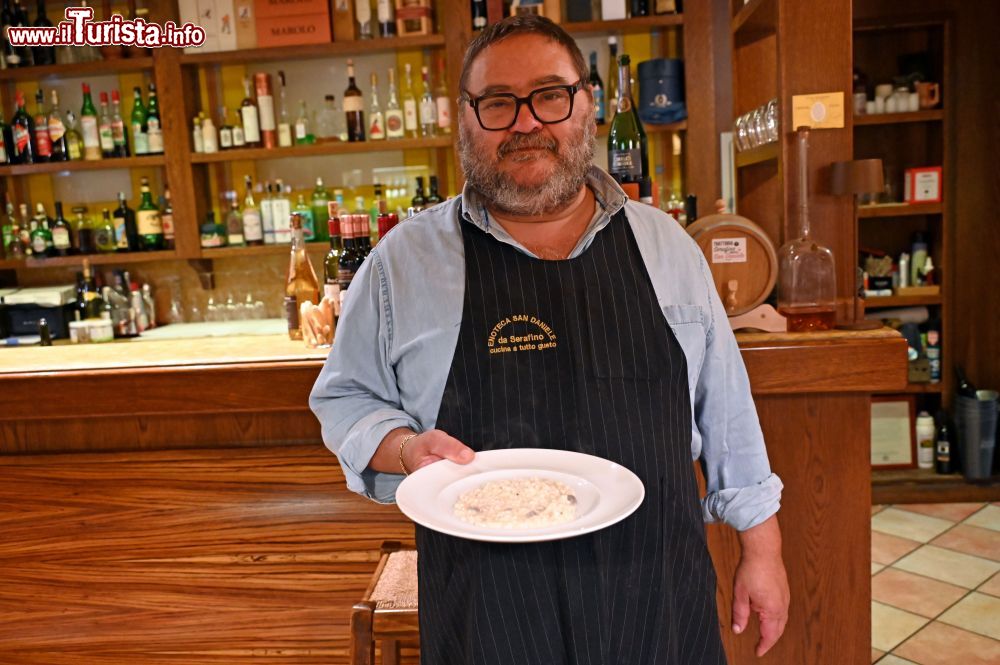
[{"x1": 396, "y1": 448, "x2": 645, "y2": 543}]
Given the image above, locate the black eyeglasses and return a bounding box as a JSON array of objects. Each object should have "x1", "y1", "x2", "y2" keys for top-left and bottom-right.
[{"x1": 462, "y1": 81, "x2": 584, "y2": 131}]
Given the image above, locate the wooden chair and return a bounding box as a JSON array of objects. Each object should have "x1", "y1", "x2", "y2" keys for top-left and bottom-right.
[{"x1": 351, "y1": 541, "x2": 419, "y2": 665}]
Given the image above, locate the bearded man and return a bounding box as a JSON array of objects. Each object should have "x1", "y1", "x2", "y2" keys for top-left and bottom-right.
[{"x1": 310, "y1": 15, "x2": 788, "y2": 664}]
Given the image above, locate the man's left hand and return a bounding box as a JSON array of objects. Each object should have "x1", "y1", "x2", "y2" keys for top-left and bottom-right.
[{"x1": 731, "y1": 515, "x2": 789, "y2": 657}]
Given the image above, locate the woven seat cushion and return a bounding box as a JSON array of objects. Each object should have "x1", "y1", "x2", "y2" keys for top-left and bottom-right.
[{"x1": 370, "y1": 550, "x2": 418, "y2": 610}]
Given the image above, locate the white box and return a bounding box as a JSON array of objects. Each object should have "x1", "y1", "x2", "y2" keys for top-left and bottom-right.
[
  {"x1": 180, "y1": 0, "x2": 237, "y2": 53},
  {"x1": 601, "y1": 0, "x2": 627, "y2": 21}
]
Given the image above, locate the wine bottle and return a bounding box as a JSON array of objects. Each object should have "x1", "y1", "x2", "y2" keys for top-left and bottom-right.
[
  {"x1": 254, "y1": 72, "x2": 276, "y2": 149},
  {"x1": 64, "y1": 110, "x2": 83, "y2": 161},
  {"x1": 50, "y1": 200, "x2": 72, "y2": 256},
  {"x1": 2, "y1": 1, "x2": 19, "y2": 68},
  {"x1": 240, "y1": 77, "x2": 261, "y2": 146},
  {"x1": 145, "y1": 83, "x2": 163, "y2": 154},
  {"x1": 11, "y1": 90, "x2": 34, "y2": 164},
  {"x1": 324, "y1": 213, "x2": 343, "y2": 315},
  {"x1": 136, "y1": 177, "x2": 163, "y2": 251},
  {"x1": 935, "y1": 413, "x2": 952, "y2": 475},
  {"x1": 32, "y1": 88, "x2": 51, "y2": 162},
  {"x1": 130, "y1": 86, "x2": 148, "y2": 155},
  {"x1": 72, "y1": 206, "x2": 95, "y2": 255},
  {"x1": 218, "y1": 107, "x2": 234, "y2": 150},
  {"x1": 10, "y1": 0, "x2": 31, "y2": 67},
  {"x1": 589, "y1": 51, "x2": 605, "y2": 125},
  {"x1": 80, "y1": 83, "x2": 102, "y2": 161},
  {"x1": 344, "y1": 59, "x2": 366, "y2": 142},
  {"x1": 354, "y1": 0, "x2": 373, "y2": 39},
  {"x1": 385, "y1": 67, "x2": 405, "y2": 139},
  {"x1": 472, "y1": 0, "x2": 487, "y2": 30},
  {"x1": 427, "y1": 175, "x2": 443, "y2": 204},
  {"x1": 607, "y1": 54, "x2": 648, "y2": 186},
  {"x1": 97, "y1": 92, "x2": 114, "y2": 158},
  {"x1": 31, "y1": 0, "x2": 54, "y2": 65},
  {"x1": 0, "y1": 108, "x2": 12, "y2": 164},
  {"x1": 401, "y1": 63, "x2": 419, "y2": 139},
  {"x1": 369, "y1": 72, "x2": 385, "y2": 140},
  {"x1": 112, "y1": 191, "x2": 139, "y2": 252},
  {"x1": 284, "y1": 213, "x2": 321, "y2": 341},
  {"x1": 311, "y1": 177, "x2": 331, "y2": 243},
  {"x1": 95, "y1": 209, "x2": 117, "y2": 253},
  {"x1": 272, "y1": 179, "x2": 292, "y2": 244},
  {"x1": 411, "y1": 176, "x2": 426, "y2": 211},
  {"x1": 29, "y1": 204, "x2": 52, "y2": 257},
  {"x1": 160, "y1": 186, "x2": 175, "y2": 250},
  {"x1": 261, "y1": 182, "x2": 276, "y2": 245}
]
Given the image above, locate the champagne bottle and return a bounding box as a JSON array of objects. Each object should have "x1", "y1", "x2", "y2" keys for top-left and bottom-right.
[
  {"x1": 589, "y1": 51, "x2": 605, "y2": 125},
  {"x1": 385, "y1": 67, "x2": 405, "y2": 139},
  {"x1": 607, "y1": 54, "x2": 648, "y2": 186},
  {"x1": 136, "y1": 177, "x2": 163, "y2": 250},
  {"x1": 284, "y1": 213, "x2": 321, "y2": 341},
  {"x1": 344, "y1": 59, "x2": 366, "y2": 142},
  {"x1": 130, "y1": 86, "x2": 148, "y2": 155}
]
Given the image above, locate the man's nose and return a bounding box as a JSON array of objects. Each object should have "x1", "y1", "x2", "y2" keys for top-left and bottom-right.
[{"x1": 509, "y1": 100, "x2": 543, "y2": 133}]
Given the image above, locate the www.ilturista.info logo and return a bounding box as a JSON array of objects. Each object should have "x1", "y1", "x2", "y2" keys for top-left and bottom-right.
[{"x1": 6, "y1": 7, "x2": 206, "y2": 50}]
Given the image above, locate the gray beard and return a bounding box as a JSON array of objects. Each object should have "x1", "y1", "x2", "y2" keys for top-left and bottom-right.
[{"x1": 458, "y1": 113, "x2": 597, "y2": 217}]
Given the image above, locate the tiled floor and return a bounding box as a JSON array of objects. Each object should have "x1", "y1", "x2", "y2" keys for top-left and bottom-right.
[{"x1": 871, "y1": 502, "x2": 1000, "y2": 664}]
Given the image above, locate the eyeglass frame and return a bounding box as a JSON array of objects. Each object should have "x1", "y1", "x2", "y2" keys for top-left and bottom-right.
[{"x1": 459, "y1": 80, "x2": 586, "y2": 131}]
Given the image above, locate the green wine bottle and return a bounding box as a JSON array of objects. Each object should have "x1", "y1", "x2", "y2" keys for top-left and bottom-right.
[
  {"x1": 130, "y1": 86, "x2": 148, "y2": 155},
  {"x1": 607, "y1": 54, "x2": 648, "y2": 188},
  {"x1": 136, "y1": 177, "x2": 163, "y2": 250},
  {"x1": 79, "y1": 83, "x2": 101, "y2": 161}
]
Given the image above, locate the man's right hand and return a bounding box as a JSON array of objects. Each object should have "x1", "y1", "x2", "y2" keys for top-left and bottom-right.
[{"x1": 401, "y1": 429, "x2": 476, "y2": 473}]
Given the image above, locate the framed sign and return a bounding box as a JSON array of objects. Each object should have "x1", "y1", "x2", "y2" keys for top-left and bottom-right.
[{"x1": 871, "y1": 396, "x2": 917, "y2": 469}]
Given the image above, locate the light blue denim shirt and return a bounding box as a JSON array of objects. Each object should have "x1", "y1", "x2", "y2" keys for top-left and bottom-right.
[{"x1": 310, "y1": 166, "x2": 782, "y2": 532}]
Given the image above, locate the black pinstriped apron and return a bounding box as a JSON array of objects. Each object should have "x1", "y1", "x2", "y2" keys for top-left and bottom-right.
[{"x1": 416, "y1": 209, "x2": 726, "y2": 665}]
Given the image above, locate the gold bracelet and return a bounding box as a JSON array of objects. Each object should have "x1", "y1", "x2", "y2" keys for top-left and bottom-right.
[{"x1": 399, "y1": 433, "x2": 419, "y2": 476}]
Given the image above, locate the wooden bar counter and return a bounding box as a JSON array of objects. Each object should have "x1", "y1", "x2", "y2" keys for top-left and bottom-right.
[{"x1": 0, "y1": 327, "x2": 907, "y2": 664}]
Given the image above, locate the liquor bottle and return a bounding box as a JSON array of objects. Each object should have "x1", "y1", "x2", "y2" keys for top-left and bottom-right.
[
  {"x1": 240, "y1": 76, "x2": 261, "y2": 146},
  {"x1": 72, "y1": 206, "x2": 95, "y2": 255},
  {"x1": 294, "y1": 193, "x2": 316, "y2": 241},
  {"x1": 344, "y1": 59, "x2": 366, "y2": 142},
  {"x1": 112, "y1": 191, "x2": 139, "y2": 252},
  {"x1": 79, "y1": 83, "x2": 102, "y2": 161},
  {"x1": 935, "y1": 413, "x2": 952, "y2": 475},
  {"x1": 472, "y1": 0, "x2": 487, "y2": 30},
  {"x1": 337, "y1": 213, "x2": 358, "y2": 299},
  {"x1": 64, "y1": 110, "x2": 83, "y2": 160},
  {"x1": 97, "y1": 92, "x2": 114, "y2": 158},
  {"x1": 95, "y1": 208, "x2": 117, "y2": 253},
  {"x1": 419, "y1": 66, "x2": 436, "y2": 137},
  {"x1": 276, "y1": 70, "x2": 293, "y2": 148},
  {"x1": 434, "y1": 60, "x2": 451, "y2": 134},
  {"x1": 192, "y1": 116, "x2": 204, "y2": 153},
  {"x1": 32, "y1": 89, "x2": 51, "y2": 162},
  {"x1": 110, "y1": 90, "x2": 128, "y2": 157},
  {"x1": 294, "y1": 100, "x2": 315, "y2": 144},
  {"x1": 231, "y1": 108, "x2": 246, "y2": 147},
  {"x1": 160, "y1": 186, "x2": 174, "y2": 250},
  {"x1": 129, "y1": 86, "x2": 148, "y2": 155},
  {"x1": 218, "y1": 108, "x2": 234, "y2": 149},
  {"x1": 385, "y1": 67, "x2": 405, "y2": 139},
  {"x1": 254, "y1": 72, "x2": 277, "y2": 149},
  {"x1": 199, "y1": 211, "x2": 225, "y2": 248},
  {"x1": 145, "y1": 83, "x2": 163, "y2": 154},
  {"x1": 284, "y1": 212, "x2": 321, "y2": 341},
  {"x1": 242, "y1": 176, "x2": 263, "y2": 246},
  {"x1": 376, "y1": 0, "x2": 396, "y2": 36},
  {"x1": 955, "y1": 366, "x2": 977, "y2": 398},
  {"x1": 606, "y1": 37, "x2": 619, "y2": 113},
  {"x1": 11, "y1": 90, "x2": 34, "y2": 164},
  {"x1": 402, "y1": 63, "x2": 418, "y2": 139},
  {"x1": 202, "y1": 115, "x2": 218, "y2": 153},
  {"x1": 316, "y1": 95, "x2": 339, "y2": 142},
  {"x1": 260, "y1": 182, "x2": 275, "y2": 245},
  {"x1": 225, "y1": 191, "x2": 245, "y2": 247},
  {"x1": 31, "y1": 0, "x2": 54, "y2": 66},
  {"x1": 0, "y1": 108, "x2": 12, "y2": 164},
  {"x1": 50, "y1": 200, "x2": 72, "y2": 256},
  {"x1": 30, "y1": 202, "x2": 53, "y2": 257},
  {"x1": 607, "y1": 54, "x2": 648, "y2": 186},
  {"x1": 630, "y1": 0, "x2": 648, "y2": 18},
  {"x1": 311, "y1": 177, "x2": 331, "y2": 243},
  {"x1": 0, "y1": 200, "x2": 14, "y2": 254},
  {"x1": 10, "y1": 0, "x2": 31, "y2": 67},
  {"x1": 323, "y1": 213, "x2": 343, "y2": 315},
  {"x1": 272, "y1": 180, "x2": 292, "y2": 244},
  {"x1": 136, "y1": 177, "x2": 163, "y2": 250},
  {"x1": 17, "y1": 203, "x2": 32, "y2": 255},
  {"x1": 354, "y1": 0, "x2": 373, "y2": 39},
  {"x1": 427, "y1": 175, "x2": 443, "y2": 204},
  {"x1": 411, "y1": 176, "x2": 426, "y2": 211},
  {"x1": 369, "y1": 73, "x2": 386, "y2": 140},
  {"x1": 589, "y1": 51, "x2": 605, "y2": 124},
  {"x1": 2, "y1": 1, "x2": 19, "y2": 68}
]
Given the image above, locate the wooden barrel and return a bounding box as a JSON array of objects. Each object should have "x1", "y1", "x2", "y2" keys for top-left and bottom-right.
[{"x1": 685, "y1": 213, "x2": 779, "y2": 316}]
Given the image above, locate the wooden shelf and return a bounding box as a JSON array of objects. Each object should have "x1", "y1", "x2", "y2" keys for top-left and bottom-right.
[
  {"x1": 858, "y1": 202, "x2": 943, "y2": 218},
  {"x1": 734, "y1": 142, "x2": 779, "y2": 168},
  {"x1": 200, "y1": 244, "x2": 330, "y2": 260},
  {"x1": 0, "y1": 57, "x2": 153, "y2": 81},
  {"x1": 866, "y1": 294, "x2": 943, "y2": 308},
  {"x1": 596, "y1": 119, "x2": 687, "y2": 136},
  {"x1": 854, "y1": 110, "x2": 944, "y2": 126},
  {"x1": 179, "y1": 35, "x2": 446, "y2": 65},
  {"x1": 732, "y1": 0, "x2": 777, "y2": 44},
  {"x1": 23, "y1": 250, "x2": 178, "y2": 269},
  {"x1": 562, "y1": 14, "x2": 683, "y2": 36},
  {"x1": 0, "y1": 258, "x2": 22, "y2": 269},
  {"x1": 190, "y1": 136, "x2": 453, "y2": 163},
  {"x1": 873, "y1": 467, "x2": 1000, "y2": 505},
  {"x1": 877, "y1": 383, "x2": 944, "y2": 395},
  {"x1": 0, "y1": 155, "x2": 166, "y2": 177}
]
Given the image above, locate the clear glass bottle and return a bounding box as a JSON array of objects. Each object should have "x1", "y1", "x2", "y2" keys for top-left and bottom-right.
[
  {"x1": 316, "y1": 95, "x2": 340, "y2": 142},
  {"x1": 294, "y1": 100, "x2": 315, "y2": 145},
  {"x1": 242, "y1": 176, "x2": 263, "y2": 246},
  {"x1": 401, "y1": 63, "x2": 418, "y2": 139},
  {"x1": 97, "y1": 91, "x2": 114, "y2": 157},
  {"x1": 225, "y1": 191, "x2": 245, "y2": 247},
  {"x1": 277, "y1": 70, "x2": 293, "y2": 147},
  {"x1": 777, "y1": 127, "x2": 837, "y2": 332},
  {"x1": 419, "y1": 65, "x2": 436, "y2": 137},
  {"x1": 368, "y1": 72, "x2": 385, "y2": 140},
  {"x1": 284, "y1": 213, "x2": 321, "y2": 341},
  {"x1": 385, "y1": 67, "x2": 405, "y2": 139}
]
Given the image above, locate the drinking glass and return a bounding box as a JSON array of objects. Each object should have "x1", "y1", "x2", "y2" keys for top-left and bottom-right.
[{"x1": 765, "y1": 99, "x2": 779, "y2": 143}]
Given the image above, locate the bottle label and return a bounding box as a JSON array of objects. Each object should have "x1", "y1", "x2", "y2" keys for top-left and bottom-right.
[
  {"x1": 241, "y1": 106, "x2": 261, "y2": 142},
  {"x1": 220, "y1": 128, "x2": 233, "y2": 148},
  {"x1": 369, "y1": 114, "x2": 385, "y2": 139},
  {"x1": 137, "y1": 210, "x2": 162, "y2": 236},
  {"x1": 298, "y1": 209, "x2": 315, "y2": 241},
  {"x1": 228, "y1": 231, "x2": 244, "y2": 245},
  {"x1": 377, "y1": 0, "x2": 394, "y2": 22},
  {"x1": 34, "y1": 125, "x2": 52, "y2": 157},
  {"x1": 111, "y1": 120, "x2": 125, "y2": 146},
  {"x1": 436, "y1": 97, "x2": 450, "y2": 129},
  {"x1": 243, "y1": 210, "x2": 263, "y2": 242},
  {"x1": 52, "y1": 226, "x2": 70, "y2": 249},
  {"x1": 80, "y1": 116, "x2": 100, "y2": 148},
  {"x1": 594, "y1": 89, "x2": 605, "y2": 121},
  {"x1": 344, "y1": 96, "x2": 364, "y2": 113},
  {"x1": 257, "y1": 95, "x2": 276, "y2": 131},
  {"x1": 147, "y1": 118, "x2": 163, "y2": 152},
  {"x1": 403, "y1": 99, "x2": 418, "y2": 130},
  {"x1": 0, "y1": 138, "x2": 6, "y2": 163},
  {"x1": 278, "y1": 124, "x2": 293, "y2": 147},
  {"x1": 48, "y1": 117, "x2": 66, "y2": 142},
  {"x1": 95, "y1": 226, "x2": 114, "y2": 249},
  {"x1": 233, "y1": 126, "x2": 245, "y2": 146},
  {"x1": 99, "y1": 122, "x2": 114, "y2": 151},
  {"x1": 337, "y1": 268, "x2": 356, "y2": 293},
  {"x1": 386, "y1": 109, "x2": 405, "y2": 137},
  {"x1": 13, "y1": 125, "x2": 30, "y2": 155},
  {"x1": 114, "y1": 216, "x2": 129, "y2": 248},
  {"x1": 420, "y1": 99, "x2": 436, "y2": 126},
  {"x1": 132, "y1": 122, "x2": 149, "y2": 154},
  {"x1": 324, "y1": 283, "x2": 341, "y2": 315},
  {"x1": 31, "y1": 235, "x2": 47, "y2": 253},
  {"x1": 200, "y1": 232, "x2": 224, "y2": 248},
  {"x1": 609, "y1": 148, "x2": 643, "y2": 179},
  {"x1": 161, "y1": 213, "x2": 175, "y2": 239},
  {"x1": 295, "y1": 121, "x2": 307, "y2": 140},
  {"x1": 69, "y1": 139, "x2": 83, "y2": 160},
  {"x1": 284, "y1": 295, "x2": 300, "y2": 332}
]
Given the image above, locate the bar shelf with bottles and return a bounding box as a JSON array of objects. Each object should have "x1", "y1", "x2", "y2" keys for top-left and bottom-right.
[
  {"x1": 178, "y1": 36, "x2": 446, "y2": 66},
  {"x1": 190, "y1": 136, "x2": 452, "y2": 164},
  {"x1": 0, "y1": 57, "x2": 154, "y2": 82},
  {"x1": 562, "y1": 13, "x2": 684, "y2": 36}
]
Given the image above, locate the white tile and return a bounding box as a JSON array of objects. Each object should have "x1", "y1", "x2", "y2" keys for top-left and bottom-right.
[
  {"x1": 871, "y1": 601, "x2": 929, "y2": 652},
  {"x1": 894, "y1": 545, "x2": 1000, "y2": 589},
  {"x1": 965, "y1": 505, "x2": 1000, "y2": 532},
  {"x1": 873, "y1": 508, "x2": 955, "y2": 543},
  {"x1": 938, "y1": 592, "x2": 1000, "y2": 640},
  {"x1": 872, "y1": 562, "x2": 886, "y2": 575},
  {"x1": 876, "y1": 656, "x2": 919, "y2": 665}
]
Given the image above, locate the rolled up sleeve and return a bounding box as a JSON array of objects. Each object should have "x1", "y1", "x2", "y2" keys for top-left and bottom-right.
[
  {"x1": 694, "y1": 255, "x2": 783, "y2": 531},
  {"x1": 309, "y1": 250, "x2": 417, "y2": 504}
]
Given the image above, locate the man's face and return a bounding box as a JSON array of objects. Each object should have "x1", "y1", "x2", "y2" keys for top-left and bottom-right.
[{"x1": 459, "y1": 33, "x2": 596, "y2": 217}]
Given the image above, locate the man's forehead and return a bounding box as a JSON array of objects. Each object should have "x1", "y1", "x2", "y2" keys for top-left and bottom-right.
[{"x1": 465, "y1": 34, "x2": 578, "y2": 90}]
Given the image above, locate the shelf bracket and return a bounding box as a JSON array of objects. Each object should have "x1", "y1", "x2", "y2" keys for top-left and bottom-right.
[{"x1": 187, "y1": 259, "x2": 215, "y2": 290}]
